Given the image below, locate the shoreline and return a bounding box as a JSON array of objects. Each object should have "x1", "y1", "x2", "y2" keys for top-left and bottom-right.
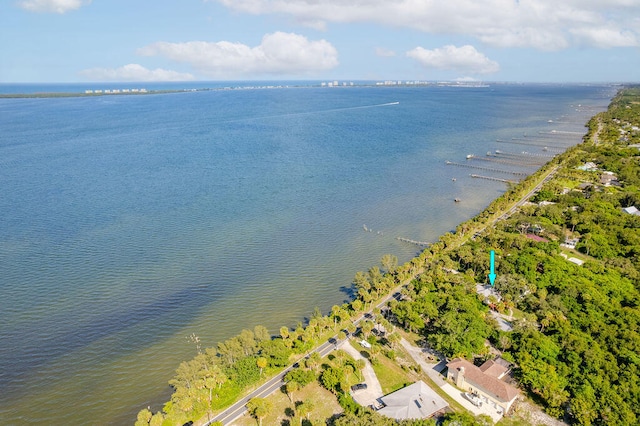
[
  {"x1": 189, "y1": 139, "x2": 585, "y2": 426},
  {"x1": 0, "y1": 80, "x2": 498, "y2": 99},
  {"x1": 0, "y1": 84, "x2": 612, "y2": 425},
  {"x1": 155, "y1": 94, "x2": 613, "y2": 425}
]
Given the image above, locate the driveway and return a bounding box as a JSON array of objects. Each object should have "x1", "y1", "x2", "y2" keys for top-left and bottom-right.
[
  {"x1": 490, "y1": 311, "x2": 514, "y2": 332},
  {"x1": 400, "y1": 338, "x2": 503, "y2": 423},
  {"x1": 341, "y1": 340, "x2": 384, "y2": 407}
]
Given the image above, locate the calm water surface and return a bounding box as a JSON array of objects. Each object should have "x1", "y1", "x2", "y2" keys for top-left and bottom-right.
[{"x1": 0, "y1": 83, "x2": 612, "y2": 424}]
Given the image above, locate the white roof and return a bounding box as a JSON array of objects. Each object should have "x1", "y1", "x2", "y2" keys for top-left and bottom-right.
[
  {"x1": 378, "y1": 381, "x2": 448, "y2": 420},
  {"x1": 622, "y1": 206, "x2": 640, "y2": 216}
]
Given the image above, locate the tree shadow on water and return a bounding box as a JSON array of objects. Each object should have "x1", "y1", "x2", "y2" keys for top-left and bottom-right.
[{"x1": 340, "y1": 284, "x2": 356, "y2": 300}]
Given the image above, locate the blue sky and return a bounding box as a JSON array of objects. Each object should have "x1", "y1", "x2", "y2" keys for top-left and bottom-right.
[{"x1": 1, "y1": 0, "x2": 639, "y2": 83}]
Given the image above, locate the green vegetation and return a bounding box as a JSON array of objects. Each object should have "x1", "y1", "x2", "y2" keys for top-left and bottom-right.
[
  {"x1": 136, "y1": 87, "x2": 640, "y2": 426},
  {"x1": 387, "y1": 86, "x2": 640, "y2": 424}
]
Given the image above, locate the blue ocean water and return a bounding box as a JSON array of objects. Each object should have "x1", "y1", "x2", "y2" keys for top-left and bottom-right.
[{"x1": 0, "y1": 83, "x2": 612, "y2": 424}]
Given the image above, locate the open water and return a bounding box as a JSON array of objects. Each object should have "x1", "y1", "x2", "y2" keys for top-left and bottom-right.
[{"x1": 0, "y1": 82, "x2": 612, "y2": 424}]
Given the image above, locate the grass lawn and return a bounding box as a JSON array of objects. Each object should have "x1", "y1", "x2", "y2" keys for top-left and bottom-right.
[
  {"x1": 371, "y1": 352, "x2": 415, "y2": 395},
  {"x1": 559, "y1": 246, "x2": 592, "y2": 263},
  {"x1": 232, "y1": 382, "x2": 342, "y2": 426}
]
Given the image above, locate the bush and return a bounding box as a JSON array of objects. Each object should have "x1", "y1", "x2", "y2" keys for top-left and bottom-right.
[
  {"x1": 230, "y1": 356, "x2": 260, "y2": 387},
  {"x1": 337, "y1": 393, "x2": 360, "y2": 415}
]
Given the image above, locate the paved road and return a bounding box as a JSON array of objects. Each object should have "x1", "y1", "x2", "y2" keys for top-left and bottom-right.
[
  {"x1": 205, "y1": 340, "x2": 337, "y2": 425},
  {"x1": 492, "y1": 165, "x2": 559, "y2": 225},
  {"x1": 202, "y1": 284, "x2": 407, "y2": 425},
  {"x1": 470, "y1": 164, "x2": 560, "y2": 240}
]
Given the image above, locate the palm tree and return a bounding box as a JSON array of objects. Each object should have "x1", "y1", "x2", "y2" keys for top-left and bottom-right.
[
  {"x1": 285, "y1": 380, "x2": 299, "y2": 403},
  {"x1": 279, "y1": 326, "x2": 290, "y2": 341},
  {"x1": 381, "y1": 253, "x2": 398, "y2": 273},
  {"x1": 361, "y1": 321, "x2": 373, "y2": 339},
  {"x1": 306, "y1": 351, "x2": 321, "y2": 373},
  {"x1": 256, "y1": 357, "x2": 267, "y2": 376},
  {"x1": 297, "y1": 399, "x2": 314, "y2": 425},
  {"x1": 246, "y1": 398, "x2": 271, "y2": 426}
]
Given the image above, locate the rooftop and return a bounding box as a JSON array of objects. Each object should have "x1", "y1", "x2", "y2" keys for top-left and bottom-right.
[
  {"x1": 526, "y1": 234, "x2": 549, "y2": 243},
  {"x1": 378, "y1": 381, "x2": 449, "y2": 420},
  {"x1": 622, "y1": 206, "x2": 640, "y2": 216},
  {"x1": 479, "y1": 359, "x2": 510, "y2": 379},
  {"x1": 447, "y1": 358, "x2": 519, "y2": 403}
]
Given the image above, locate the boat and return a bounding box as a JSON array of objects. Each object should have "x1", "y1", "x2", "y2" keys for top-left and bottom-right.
[
  {"x1": 454, "y1": 198, "x2": 461, "y2": 203},
  {"x1": 466, "y1": 154, "x2": 475, "y2": 159},
  {"x1": 464, "y1": 392, "x2": 483, "y2": 407}
]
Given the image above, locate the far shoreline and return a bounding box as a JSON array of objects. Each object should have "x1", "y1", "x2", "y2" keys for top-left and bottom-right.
[{"x1": 0, "y1": 80, "x2": 498, "y2": 99}]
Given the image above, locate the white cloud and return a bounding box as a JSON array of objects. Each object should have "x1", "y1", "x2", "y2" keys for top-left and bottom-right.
[
  {"x1": 210, "y1": 0, "x2": 640, "y2": 50},
  {"x1": 570, "y1": 27, "x2": 638, "y2": 48},
  {"x1": 406, "y1": 45, "x2": 500, "y2": 75},
  {"x1": 137, "y1": 32, "x2": 338, "y2": 77},
  {"x1": 18, "y1": 0, "x2": 90, "y2": 13},
  {"x1": 79, "y1": 64, "x2": 195, "y2": 82}
]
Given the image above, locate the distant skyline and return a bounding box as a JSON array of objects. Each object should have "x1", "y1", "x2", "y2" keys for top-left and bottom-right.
[{"x1": 1, "y1": 0, "x2": 639, "y2": 83}]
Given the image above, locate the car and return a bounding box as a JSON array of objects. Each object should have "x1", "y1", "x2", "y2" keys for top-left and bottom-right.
[{"x1": 351, "y1": 383, "x2": 367, "y2": 392}]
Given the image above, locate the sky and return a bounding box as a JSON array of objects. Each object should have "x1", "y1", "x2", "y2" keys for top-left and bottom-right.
[{"x1": 1, "y1": 0, "x2": 639, "y2": 83}]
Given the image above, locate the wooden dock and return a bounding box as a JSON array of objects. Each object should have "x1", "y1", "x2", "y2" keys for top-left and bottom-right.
[
  {"x1": 468, "y1": 156, "x2": 539, "y2": 167},
  {"x1": 492, "y1": 151, "x2": 555, "y2": 159},
  {"x1": 445, "y1": 161, "x2": 528, "y2": 176},
  {"x1": 470, "y1": 174, "x2": 517, "y2": 184},
  {"x1": 396, "y1": 237, "x2": 431, "y2": 247},
  {"x1": 497, "y1": 138, "x2": 567, "y2": 149}
]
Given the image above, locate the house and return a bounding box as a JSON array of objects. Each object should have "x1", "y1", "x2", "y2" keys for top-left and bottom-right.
[
  {"x1": 377, "y1": 381, "x2": 449, "y2": 421},
  {"x1": 476, "y1": 284, "x2": 502, "y2": 305},
  {"x1": 600, "y1": 171, "x2": 619, "y2": 187},
  {"x1": 622, "y1": 206, "x2": 640, "y2": 216},
  {"x1": 527, "y1": 224, "x2": 544, "y2": 234},
  {"x1": 447, "y1": 358, "x2": 519, "y2": 413},
  {"x1": 577, "y1": 182, "x2": 592, "y2": 191},
  {"x1": 479, "y1": 358, "x2": 512, "y2": 380},
  {"x1": 577, "y1": 162, "x2": 598, "y2": 172},
  {"x1": 561, "y1": 237, "x2": 580, "y2": 249}
]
